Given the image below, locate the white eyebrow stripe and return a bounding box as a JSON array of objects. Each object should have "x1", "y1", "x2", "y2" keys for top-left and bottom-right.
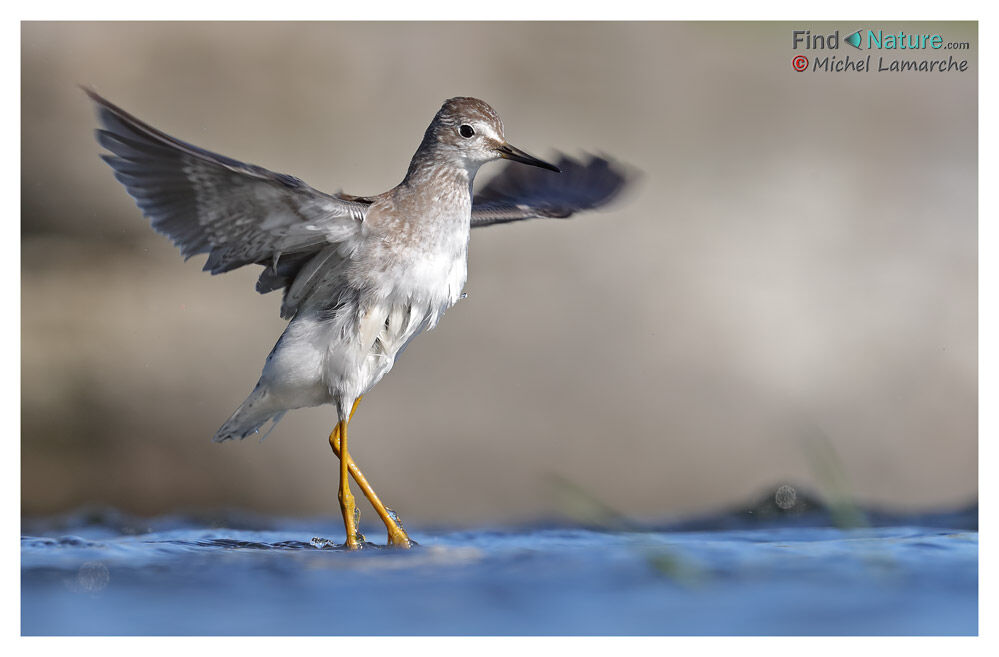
[{"x1": 478, "y1": 123, "x2": 502, "y2": 143}]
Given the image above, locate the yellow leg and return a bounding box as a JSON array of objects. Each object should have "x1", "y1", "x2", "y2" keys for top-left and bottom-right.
[
  {"x1": 329, "y1": 397, "x2": 412, "y2": 549},
  {"x1": 336, "y1": 418, "x2": 362, "y2": 550}
]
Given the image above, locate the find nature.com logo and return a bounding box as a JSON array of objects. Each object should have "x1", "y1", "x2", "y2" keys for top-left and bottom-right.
[{"x1": 791, "y1": 28, "x2": 971, "y2": 73}]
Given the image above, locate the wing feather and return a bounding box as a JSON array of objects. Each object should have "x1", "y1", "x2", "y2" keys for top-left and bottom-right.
[
  {"x1": 471, "y1": 154, "x2": 629, "y2": 227},
  {"x1": 85, "y1": 88, "x2": 369, "y2": 276}
]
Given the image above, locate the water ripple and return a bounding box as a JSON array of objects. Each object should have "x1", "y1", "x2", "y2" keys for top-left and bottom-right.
[{"x1": 21, "y1": 509, "x2": 978, "y2": 635}]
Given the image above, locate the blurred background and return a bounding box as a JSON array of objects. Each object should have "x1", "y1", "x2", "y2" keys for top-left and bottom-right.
[{"x1": 21, "y1": 22, "x2": 977, "y2": 526}]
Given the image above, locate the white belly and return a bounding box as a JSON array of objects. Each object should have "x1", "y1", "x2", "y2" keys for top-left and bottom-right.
[{"x1": 260, "y1": 260, "x2": 466, "y2": 413}]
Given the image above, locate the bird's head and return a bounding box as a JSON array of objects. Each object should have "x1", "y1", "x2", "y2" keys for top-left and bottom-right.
[{"x1": 419, "y1": 97, "x2": 560, "y2": 175}]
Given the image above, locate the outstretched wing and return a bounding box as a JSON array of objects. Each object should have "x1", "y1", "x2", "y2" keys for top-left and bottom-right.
[
  {"x1": 86, "y1": 88, "x2": 369, "y2": 287},
  {"x1": 471, "y1": 154, "x2": 628, "y2": 228}
]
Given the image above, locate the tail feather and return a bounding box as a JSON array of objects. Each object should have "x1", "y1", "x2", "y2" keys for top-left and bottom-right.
[{"x1": 212, "y1": 387, "x2": 285, "y2": 442}]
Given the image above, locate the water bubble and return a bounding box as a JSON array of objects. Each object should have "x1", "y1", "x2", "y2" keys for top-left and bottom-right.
[
  {"x1": 775, "y1": 485, "x2": 797, "y2": 510},
  {"x1": 386, "y1": 508, "x2": 405, "y2": 528},
  {"x1": 76, "y1": 562, "x2": 110, "y2": 593}
]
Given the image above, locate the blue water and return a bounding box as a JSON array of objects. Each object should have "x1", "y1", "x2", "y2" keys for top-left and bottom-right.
[{"x1": 21, "y1": 509, "x2": 977, "y2": 635}]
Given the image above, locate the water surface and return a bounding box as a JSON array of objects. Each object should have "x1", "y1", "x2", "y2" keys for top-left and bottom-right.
[{"x1": 22, "y1": 508, "x2": 977, "y2": 635}]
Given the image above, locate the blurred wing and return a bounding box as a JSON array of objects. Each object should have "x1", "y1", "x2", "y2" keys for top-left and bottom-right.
[
  {"x1": 86, "y1": 88, "x2": 370, "y2": 285},
  {"x1": 471, "y1": 154, "x2": 629, "y2": 228}
]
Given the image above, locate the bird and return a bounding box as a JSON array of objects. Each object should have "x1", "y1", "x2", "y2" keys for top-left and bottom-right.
[{"x1": 85, "y1": 89, "x2": 628, "y2": 549}]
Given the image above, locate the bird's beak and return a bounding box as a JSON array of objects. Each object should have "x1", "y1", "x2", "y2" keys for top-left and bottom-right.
[{"x1": 496, "y1": 143, "x2": 561, "y2": 173}]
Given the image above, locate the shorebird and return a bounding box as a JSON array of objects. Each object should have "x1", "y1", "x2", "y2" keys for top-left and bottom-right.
[{"x1": 86, "y1": 89, "x2": 627, "y2": 549}]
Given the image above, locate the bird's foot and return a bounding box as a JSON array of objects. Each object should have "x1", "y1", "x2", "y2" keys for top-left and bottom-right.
[
  {"x1": 339, "y1": 488, "x2": 363, "y2": 550},
  {"x1": 384, "y1": 507, "x2": 413, "y2": 549},
  {"x1": 386, "y1": 527, "x2": 412, "y2": 549}
]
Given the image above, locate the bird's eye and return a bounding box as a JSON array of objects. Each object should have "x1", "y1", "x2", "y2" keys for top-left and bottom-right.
[{"x1": 459, "y1": 124, "x2": 475, "y2": 138}]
